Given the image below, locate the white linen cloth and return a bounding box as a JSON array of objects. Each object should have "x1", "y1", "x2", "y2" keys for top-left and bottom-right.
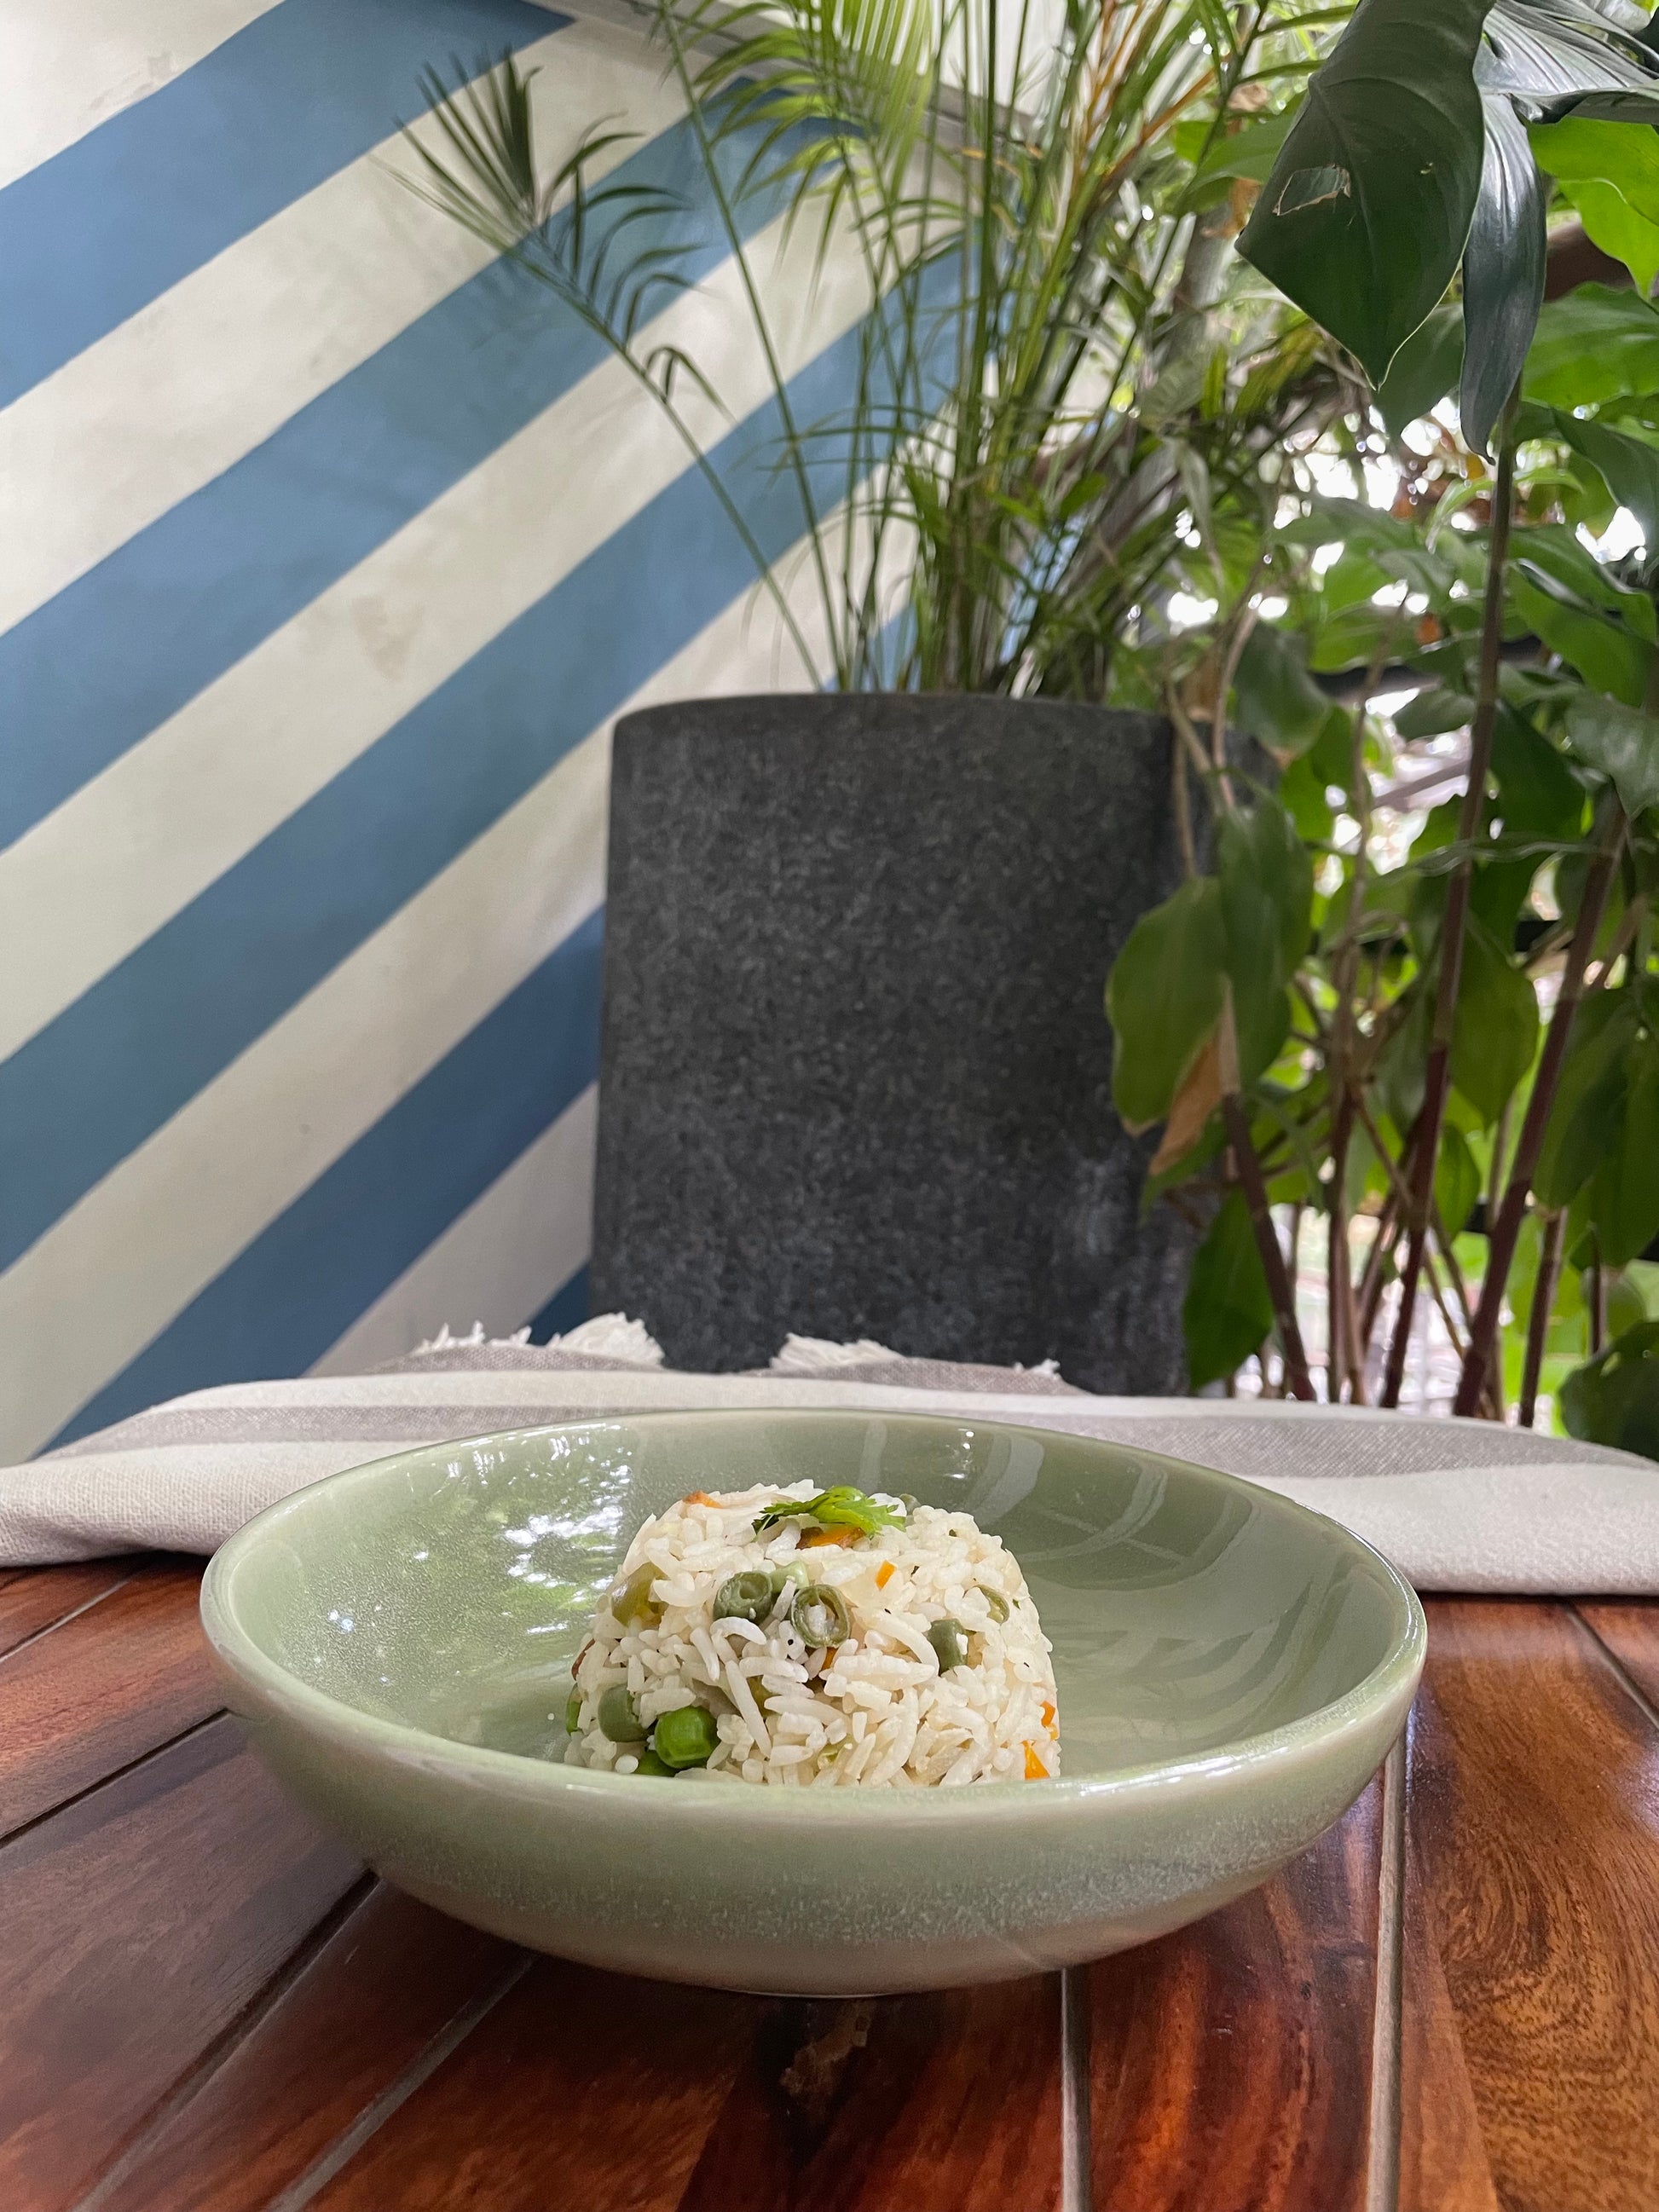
[{"x1": 3, "y1": 1318, "x2": 1654, "y2": 1592}]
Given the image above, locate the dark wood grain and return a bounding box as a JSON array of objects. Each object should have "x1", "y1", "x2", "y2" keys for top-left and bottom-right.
[
  {"x1": 1577, "y1": 1597, "x2": 1659, "y2": 1716},
  {"x1": 90, "y1": 1884, "x2": 522, "y2": 2212},
  {"x1": 1412, "y1": 1597, "x2": 1659, "y2": 2212},
  {"x1": 0, "y1": 1561, "x2": 133, "y2": 1659},
  {"x1": 0, "y1": 1716, "x2": 361, "y2": 2211},
  {"x1": 1085, "y1": 1776, "x2": 1382, "y2": 2212},
  {"x1": 679, "y1": 1974, "x2": 1063, "y2": 2212},
  {"x1": 308, "y1": 1955, "x2": 758, "y2": 2212},
  {"x1": 0, "y1": 1558, "x2": 218, "y2": 1840}
]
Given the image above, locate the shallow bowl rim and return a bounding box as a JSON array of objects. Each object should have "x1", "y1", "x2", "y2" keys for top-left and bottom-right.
[{"x1": 199, "y1": 1406, "x2": 1427, "y2": 1822}]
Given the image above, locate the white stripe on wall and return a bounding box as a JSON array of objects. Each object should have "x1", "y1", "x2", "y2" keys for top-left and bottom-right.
[
  {"x1": 0, "y1": 20, "x2": 678, "y2": 632},
  {"x1": 0, "y1": 0, "x2": 281, "y2": 191},
  {"x1": 2, "y1": 211, "x2": 870, "y2": 1063},
  {"x1": 0, "y1": 563, "x2": 822, "y2": 1459},
  {"x1": 310, "y1": 1081, "x2": 598, "y2": 1374}
]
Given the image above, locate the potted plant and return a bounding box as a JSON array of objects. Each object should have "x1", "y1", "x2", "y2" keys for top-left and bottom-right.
[
  {"x1": 406, "y1": 0, "x2": 1347, "y2": 1383},
  {"x1": 1101, "y1": 0, "x2": 1659, "y2": 1446}
]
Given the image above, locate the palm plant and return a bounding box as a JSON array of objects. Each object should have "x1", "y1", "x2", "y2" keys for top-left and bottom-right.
[{"x1": 405, "y1": 0, "x2": 1347, "y2": 697}]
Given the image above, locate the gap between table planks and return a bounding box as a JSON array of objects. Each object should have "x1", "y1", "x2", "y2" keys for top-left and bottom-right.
[{"x1": 3, "y1": 1562, "x2": 1657, "y2": 2210}]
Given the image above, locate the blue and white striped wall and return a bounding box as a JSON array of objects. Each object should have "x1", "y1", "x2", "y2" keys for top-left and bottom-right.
[{"x1": 2, "y1": 0, "x2": 870, "y2": 1460}]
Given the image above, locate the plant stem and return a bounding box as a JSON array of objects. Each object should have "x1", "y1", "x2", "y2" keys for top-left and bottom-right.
[
  {"x1": 1381, "y1": 389, "x2": 1521, "y2": 1407},
  {"x1": 1519, "y1": 1209, "x2": 1565, "y2": 1429},
  {"x1": 1453, "y1": 807, "x2": 1627, "y2": 1417},
  {"x1": 1220, "y1": 991, "x2": 1316, "y2": 1401},
  {"x1": 1327, "y1": 1089, "x2": 1353, "y2": 1401},
  {"x1": 1588, "y1": 1241, "x2": 1607, "y2": 1358}
]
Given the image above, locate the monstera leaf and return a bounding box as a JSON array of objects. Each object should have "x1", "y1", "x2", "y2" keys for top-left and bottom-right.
[{"x1": 1241, "y1": 0, "x2": 1659, "y2": 453}]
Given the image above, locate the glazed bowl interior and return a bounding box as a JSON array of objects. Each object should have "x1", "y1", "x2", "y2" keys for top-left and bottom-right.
[{"x1": 216, "y1": 1408, "x2": 1416, "y2": 1785}]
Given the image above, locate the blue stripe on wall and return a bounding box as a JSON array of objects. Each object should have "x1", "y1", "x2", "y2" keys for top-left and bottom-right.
[
  {"x1": 0, "y1": 0, "x2": 558, "y2": 408},
  {"x1": 0, "y1": 319, "x2": 869, "y2": 1273},
  {"x1": 53, "y1": 912, "x2": 603, "y2": 1443},
  {"x1": 0, "y1": 116, "x2": 781, "y2": 846}
]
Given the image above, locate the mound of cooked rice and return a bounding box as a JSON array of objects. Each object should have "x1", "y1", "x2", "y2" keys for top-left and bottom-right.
[{"x1": 563, "y1": 1481, "x2": 1058, "y2": 1787}]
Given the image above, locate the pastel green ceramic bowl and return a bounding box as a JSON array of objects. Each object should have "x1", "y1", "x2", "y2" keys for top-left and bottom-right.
[{"x1": 200, "y1": 1409, "x2": 1425, "y2": 1995}]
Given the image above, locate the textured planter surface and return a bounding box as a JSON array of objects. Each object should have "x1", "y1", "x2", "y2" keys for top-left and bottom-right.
[{"x1": 592, "y1": 694, "x2": 1194, "y2": 1391}]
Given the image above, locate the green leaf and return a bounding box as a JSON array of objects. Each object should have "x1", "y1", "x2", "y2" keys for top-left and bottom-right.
[
  {"x1": 1183, "y1": 1188, "x2": 1275, "y2": 1389},
  {"x1": 1533, "y1": 113, "x2": 1659, "y2": 214},
  {"x1": 1396, "y1": 684, "x2": 1475, "y2": 738},
  {"x1": 1560, "y1": 1320, "x2": 1659, "y2": 1459},
  {"x1": 1238, "y1": 0, "x2": 1489, "y2": 384},
  {"x1": 1230, "y1": 625, "x2": 1344, "y2": 758},
  {"x1": 1562, "y1": 692, "x2": 1659, "y2": 814},
  {"x1": 1218, "y1": 795, "x2": 1315, "y2": 1083},
  {"x1": 1280, "y1": 753, "x2": 1337, "y2": 845},
  {"x1": 1524, "y1": 284, "x2": 1659, "y2": 408},
  {"x1": 1510, "y1": 561, "x2": 1654, "y2": 704},
  {"x1": 1537, "y1": 407, "x2": 1659, "y2": 552},
  {"x1": 1106, "y1": 880, "x2": 1226, "y2": 1133},
  {"x1": 1435, "y1": 1122, "x2": 1483, "y2": 1236},
  {"x1": 1492, "y1": 704, "x2": 1587, "y2": 837},
  {"x1": 1377, "y1": 978, "x2": 1436, "y2": 1130},
  {"x1": 1590, "y1": 1039, "x2": 1659, "y2": 1263},
  {"x1": 1448, "y1": 915, "x2": 1541, "y2": 1121},
  {"x1": 1460, "y1": 92, "x2": 1546, "y2": 457},
  {"x1": 1375, "y1": 303, "x2": 1464, "y2": 436},
  {"x1": 1188, "y1": 111, "x2": 1296, "y2": 188},
  {"x1": 1558, "y1": 174, "x2": 1659, "y2": 290},
  {"x1": 1535, "y1": 988, "x2": 1641, "y2": 1205}
]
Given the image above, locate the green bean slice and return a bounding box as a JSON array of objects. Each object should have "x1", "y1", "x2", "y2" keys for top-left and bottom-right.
[
  {"x1": 927, "y1": 1617, "x2": 969, "y2": 1672},
  {"x1": 714, "y1": 1568, "x2": 775, "y2": 1624},
  {"x1": 598, "y1": 1684, "x2": 646, "y2": 1741},
  {"x1": 976, "y1": 1585, "x2": 1010, "y2": 1624},
  {"x1": 791, "y1": 1584, "x2": 851, "y2": 1648},
  {"x1": 634, "y1": 1748, "x2": 673, "y2": 1776},
  {"x1": 652, "y1": 1703, "x2": 720, "y2": 1770},
  {"x1": 564, "y1": 1689, "x2": 583, "y2": 1735},
  {"x1": 609, "y1": 1563, "x2": 662, "y2": 1628}
]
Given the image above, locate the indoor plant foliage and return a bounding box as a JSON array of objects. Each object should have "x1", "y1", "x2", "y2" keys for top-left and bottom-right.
[
  {"x1": 409, "y1": 0, "x2": 1349, "y2": 696},
  {"x1": 1106, "y1": 0, "x2": 1659, "y2": 1446}
]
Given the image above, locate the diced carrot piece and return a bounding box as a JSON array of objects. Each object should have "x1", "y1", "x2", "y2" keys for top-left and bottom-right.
[
  {"x1": 1041, "y1": 1701, "x2": 1056, "y2": 1731},
  {"x1": 801, "y1": 1527, "x2": 858, "y2": 1548},
  {"x1": 683, "y1": 1490, "x2": 719, "y2": 1506},
  {"x1": 1023, "y1": 1742, "x2": 1046, "y2": 1781},
  {"x1": 876, "y1": 1560, "x2": 895, "y2": 1588}
]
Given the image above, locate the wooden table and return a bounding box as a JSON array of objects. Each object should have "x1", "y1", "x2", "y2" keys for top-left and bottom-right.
[{"x1": 3, "y1": 1561, "x2": 1658, "y2": 2212}]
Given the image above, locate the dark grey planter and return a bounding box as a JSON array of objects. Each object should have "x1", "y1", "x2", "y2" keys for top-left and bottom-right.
[{"x1": 591, "y1": 693, "x2": 1195, "y2": 1391}]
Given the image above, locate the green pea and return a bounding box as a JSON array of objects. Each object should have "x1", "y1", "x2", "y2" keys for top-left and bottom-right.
[
  {"x1": 564, "y1": 1690, "x2": 583, "y2": 1735},
  {"x1": 609, "y1": 1563, "x2": 662, "y2": 1628},
  {"x1": 652, "y1": 1703, "x2": 720, "y2": 1770},
  {"x1": 714, "y1": 1569, "x2": 775, "y2": 1624},
  {"x1": 976, "y1": 1585, "x2": 1010, "y2": 1625},
  {"x1": 927, "y1": 1618, "x2": 968, "y2": 1672},
  {"x1": 598, "y1": 1684, "x2": 646, "y2": 1742},
  {"x1": 791, "y1": 1584, "x2": 851, "y2": 1648},
  {"x1": 633, "y1": 1748, "x2": 673, "y2": 1776}
]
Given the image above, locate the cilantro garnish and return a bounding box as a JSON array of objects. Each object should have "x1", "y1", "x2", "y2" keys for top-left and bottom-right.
[{"x1": 753, "y1": 1485, "x2": 908, "y2": 1538}]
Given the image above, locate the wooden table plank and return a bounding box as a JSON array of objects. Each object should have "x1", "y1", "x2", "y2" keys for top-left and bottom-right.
[
  {"x1": 306, "y1": 1955, "x2": 760, "y2": 2212},
  {"x1": 90, "y1": 1885, "x2": 522, "y2": 2212},
  {"x1": 1577, "y1": 1598, "x2": 1659, "y2": 1715},
  {"x1": 0, "y1": 1559, "x2": 218, "y2": 1841},
  {"x1": 0, "y1": 1716, "x2": 361, "y2": 2211},
  {"x1": 1410, "y1": 1597, "x2": 1659, "y2": 2212},
  {"x1": 0, "y1": 1561, "x2": 134, "y2": 1660},
  {"x1": 1084, "y1": 1775, "x2": 1382, "y2": 2212}
]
